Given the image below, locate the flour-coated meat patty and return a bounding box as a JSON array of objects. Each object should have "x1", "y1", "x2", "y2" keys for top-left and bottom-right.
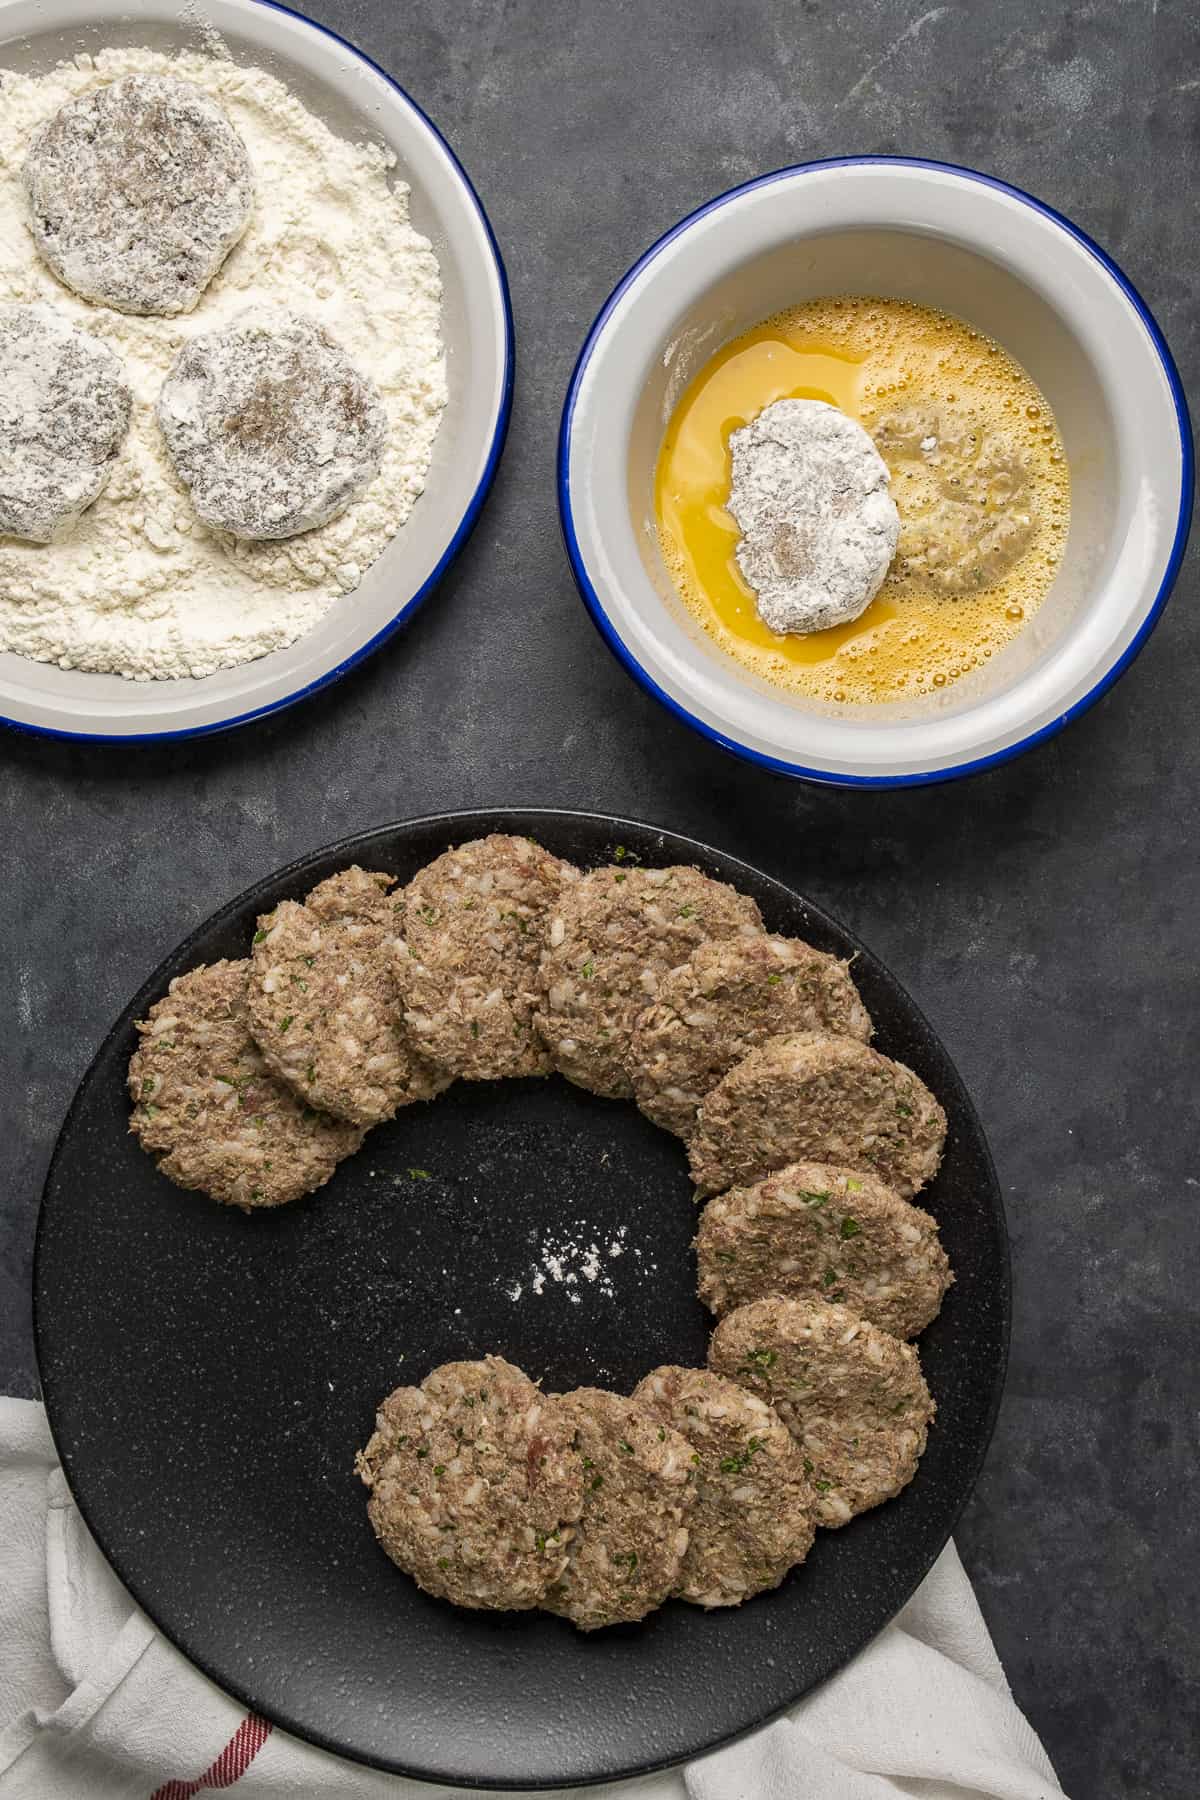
[
  {"x1": 689, "y1": 1031, "x2": 947, "y2": 1199},
  {"x1": 248, "y1": 866, "x2": 445, "y2": 1126},
  {"x1": 708, "y1": 1294, "x2": 935, "y2": 1526},
  {"x1": 630, "y1": 933, "x2": 872, "y2": 1137},
  {"x1": 23, "y1": 74, "x2": 253, "y2": 315},
  {"x1": 632, "y1": 1366, "x2": 815, "y2": 1608},
  {"x1": 696, "y1": 1161, "x2": 952, "y2": 1338},
  {"x1": 127, "y1": 959, "x2": 363, "y2": 1209},
  {"x1": 356, "y1": 1356, "x2": 584, "y2": 1611},
  {"x1": 394, "y1": 835, "x2": 578, "y2": 1081},
  {"x1": 544, "y1": 1388, "x2": 696, "y2": 1630},
  {"x1": 537, "y1": 864, "x2": 764, "y2": 1099},
  {"x1": 157, "y1": 309, "x2": 386, "y2": 539},
  {"x1": 0, "y1": 304, "x2": 132, "y2": 542}
]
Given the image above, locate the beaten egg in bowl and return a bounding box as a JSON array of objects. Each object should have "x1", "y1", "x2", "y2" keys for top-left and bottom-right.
[{"x1": 655, "y1": 295, "x2": 1070, "y2": 707}]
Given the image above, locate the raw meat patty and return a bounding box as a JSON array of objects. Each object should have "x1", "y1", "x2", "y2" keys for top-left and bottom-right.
[
  {"x1": 709, "y1": 1294, "x2": 935, "y2": 1526},
  {"x1": 689, "y1": 1031, "x2": 947, "y2": 1199},
  {"x1": 632, "y1": 1365, "x2": 815, "y2": 1608},
  {"x1": 630, "y1": 933, "x2": 872, "y2": 1137},
  {"x1": 395, "y1": 836, "x2": 577, "y2": 1081},
  {"x1": 544, "y1": 1388, "x2": 695, "y2": 1630},
  {"x1": 248, "y1": 866, "x2": 445, "y2": 1126},
  {"x1": 537, "y1": 864, "x2": 764, "y2": 1099},
  {"x1": 357, "y1": 1356, "x2": 584, "y2": 1611},
  {"x1": 695, "y1": 1161, "x2": 952, "y2": 1339},
  {"x1": 127, "y1": 959, "x2": 363, "y2": 1209}
]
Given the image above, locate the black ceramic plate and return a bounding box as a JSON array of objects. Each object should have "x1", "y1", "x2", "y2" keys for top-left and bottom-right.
[{"x1": 35, "y1": 811, "x2": 1009, "y2": 1790}]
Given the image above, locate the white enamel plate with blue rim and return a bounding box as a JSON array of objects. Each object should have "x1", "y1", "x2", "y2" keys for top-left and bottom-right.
[
  {"x1": 0, "y1": 0, "x2": 513, "y2": 742},
  {"x1": 560, "y1": 158, "x2": 1192, "y2": 787}
]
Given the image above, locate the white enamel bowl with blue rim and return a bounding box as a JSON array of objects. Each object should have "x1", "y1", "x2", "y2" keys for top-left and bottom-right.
[
  {"x1": 560, "y1": 158, "x2": 1193, "y2": 787},
  {"x1": 0, "y1": 0, "x2": 512, "y2": 741}
]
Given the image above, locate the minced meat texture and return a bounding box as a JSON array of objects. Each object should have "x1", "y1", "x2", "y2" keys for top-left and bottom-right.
[
  {"x1": 544, "y1": 1388, "x2": 696, "y2": 1630},
  {"x1": 23, "y1": 74, "x2": 254, "y2": 316},
  {"x1": 356, "y1": 1356, "x2": 584, "y2": 1611},
  {"x1": 630, "y1": 934, "x2": 873, "y2": 1137},
  {"x1": 688, "y1": 1031, "x2": 947, "y2": 1199},
  {"x1": 708, "y1": 1294, "x2": 935, "y2": 1527},
  {"x1": 247, "y1": 866, "x2": 445, "y2": 1126},
  {"x1": 537, "y1": 864, "x2": 764, "y2": 1099},
  {"x1": 394, "y1": 835, "x2": 578, "y2": 1081},
  {"x1": 632, "y1": 1366, "x2": 815, "y2": 1608},
  {"x1": 127, "y1": 959, "x2": 363, "y2": 1209},
  {"x1": 695, "y1": 1161, "x2": 952, "y2": 1339}
]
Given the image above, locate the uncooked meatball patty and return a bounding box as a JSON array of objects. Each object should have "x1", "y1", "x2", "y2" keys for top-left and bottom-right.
[
  {"x1": 395, "y1": 836, "x2": 577, "y2": 1081},
  {"x1": 695, "y1": 1161, "x2": 952, "y2": 1339},
  {"x1": 357, "y1": 1357, "x2": 584, "y2": 1611},
  {"x1": 689, "y1": 1031, "x2": 947, "y2": 1199},
  {"x1": 127, "y1": 959, "x2": 363, "y2": 1209},
  {"x1": 632, "y1": 1366, "x2": 815, "y2": 1608},
  {"x1": 248, "y1": 867, "x2": 445, "y2": 1126},
  {"x1": 545, "y1": 1388, "x2": 695, "y2": 1630},
  {"x1": 157, "y1": 310, "x2": 386, "y2": 539},
  {"x1": 537, "y1": 864, "x2": 764, "y2": 1099},
  {"x1": 23, "y1": 74, "x2": 254, "y2": 316},
  {"x1": 630, "y1": 933, "x2": 872, "y2": 1137},
  {"x1": 708, "y1": 1294, "x2": 935, "y2": 1526},
  {"x1": 0, "y1": 304, "x2": 131, "y2": 542}
]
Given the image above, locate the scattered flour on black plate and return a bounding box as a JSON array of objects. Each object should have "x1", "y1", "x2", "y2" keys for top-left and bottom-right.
[{"x1": 499, "y1": 1224, "x2": 653, "y2": 1305}]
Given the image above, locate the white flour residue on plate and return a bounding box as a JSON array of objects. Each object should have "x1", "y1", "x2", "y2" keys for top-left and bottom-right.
[
  {"x1": 499, "y1": 1225, "x2": 642, "y2": 1305},
  {"x1": 0, "y1": 46, "x2": 447, "y2": 679}
]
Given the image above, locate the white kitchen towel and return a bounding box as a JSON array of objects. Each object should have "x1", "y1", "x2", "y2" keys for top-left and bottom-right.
[{"x1": 0, "y1": 1397, "x2": 1064, "y2": 1799}]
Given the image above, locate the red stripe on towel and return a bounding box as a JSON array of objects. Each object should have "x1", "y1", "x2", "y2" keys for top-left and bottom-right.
[{"x1": 150, "y1": 1712, "x2": 273, "y2": 1797}]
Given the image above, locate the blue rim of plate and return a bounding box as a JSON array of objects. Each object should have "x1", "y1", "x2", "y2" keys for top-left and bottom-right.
[
  {"x1": 558, "y1": 155, "x2": 1194, "y2": 790},
  {"x1": 0, "y1": 0, "x2": 515, "y2": 745}
]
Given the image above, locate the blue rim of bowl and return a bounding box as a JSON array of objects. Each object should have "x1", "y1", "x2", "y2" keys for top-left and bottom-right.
[
  {"x1": 558, "y1": 154, "x2": 1194, "y2": 789},
  {"x1": 0, "y1": 0, "x2": 515, "y2": 745}
]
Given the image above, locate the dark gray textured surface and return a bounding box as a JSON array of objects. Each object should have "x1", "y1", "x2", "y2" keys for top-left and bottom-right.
[{"x1": 1, "y1": 1, "x2": 1196, "y2": 1795}]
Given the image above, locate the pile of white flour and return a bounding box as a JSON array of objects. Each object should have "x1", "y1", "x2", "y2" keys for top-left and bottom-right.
[{"x1": 0, "y1": 46, "x2": 447, "y2": 679}]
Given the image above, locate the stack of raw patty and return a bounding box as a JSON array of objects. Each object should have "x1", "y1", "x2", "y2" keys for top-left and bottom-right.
[{"x1": 127, "y1": 834, "x2": 953, "y2": 1628}]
